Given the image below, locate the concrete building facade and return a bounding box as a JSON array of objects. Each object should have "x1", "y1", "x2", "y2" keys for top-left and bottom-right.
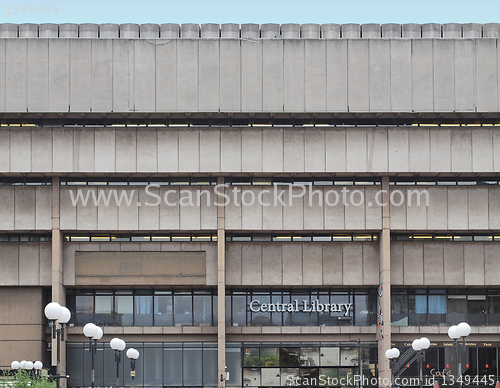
[{"x1": 0, "y1": 22, "x2": 500, "y2": 388}]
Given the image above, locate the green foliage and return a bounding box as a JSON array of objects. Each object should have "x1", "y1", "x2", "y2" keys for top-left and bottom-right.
[{"x1": 4, "y1": 370, "x2": 56, "y2": 388}]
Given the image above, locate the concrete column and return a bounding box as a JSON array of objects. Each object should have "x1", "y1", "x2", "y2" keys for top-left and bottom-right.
[
  {"x1": 241, "y1": 24, "x2": 259, "y2": 39},
  {"x1": 281, "y1": 23, "x2": 300, "y2": 39},
  {"x1": 51, "y1": 177, "x2": 66, "y2": 384},
  {"x1": 382, "y1": 23, "x2": 401, "y2": 38},
  {"x1": 181, "y1": 23, "x2": 200, "y2": 38},
  {"x1": 300, "y1": 24, "x2": 320, "y2": 38},
  {"x1": 378, "y1": 177, "x2": 391, "y2": 388},
  {"x1": 100, "y1": 24, "x2": 119, "y2": 38},
  {"x1": 221, "y1": 23, "x2": 239, "y2": 38},
  {"x1": 361, "y1": 23, "x2": 381, "y2": 38},
  {"x1": 19, "y1": 23, "x2": 38, "y2": 37},
  {"x1": 160, "y1": 24, "x2": 180, "y2": 38},
  {"x1": 79, "y1": 23, "x2": 98, "y2": 38},
  {"x1": 402, "y1": 23, "x2": 421, "y2": 38},
  {"x1": 38, "y1": 23, "x2": 58, "y2": 38},
  {"x1": 0, "y1": 23, "x2": 18, "y2": 38},
  {"x1": 59, "y1": 23, "x2": 78, "y2": 38},
  {"x1": 201, "y1": 23, "x2": 219, "y2": 38},
  {"x1": 462, "y1": 23, "x2": 482, "y2": 38},
  {"x1": 422, "y1": 23, "x2": 441, "y2": 38},
  {"x1": 261, "y1": 23, "x2": 280, "y2": 39},
  {"x1": 120, "y1": 23, "x2": 139, "y2": 38},
  {"x1": 140, "y1": 24, "x2": 160, "y2": 39},
  {"x1": 321, "y1": 24, "x2": 340, "y2": 39},
  {"x1": 342, "y1": 23, "x2": 361, "y2": 38},
  {"x1": 217, "y1": 177, "x2": 226, "y2": 388}
]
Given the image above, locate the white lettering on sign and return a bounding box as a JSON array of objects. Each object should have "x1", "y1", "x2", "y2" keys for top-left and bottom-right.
[{"x1": 249, "y1": 300, "x2": 353, "y2": 316}]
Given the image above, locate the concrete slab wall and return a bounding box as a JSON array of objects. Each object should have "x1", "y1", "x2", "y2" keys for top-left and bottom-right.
[
  {"x1": 226, "y1": 242, "x2": 379, "y2": 286},
  {"x1": 0, "y1": 186, "x2": 52, "y2": 230},
  {"x1": 3, "y1": 127, "x2": 499, "y2": 174},
  {"x1": 0, "y1": 38, "x2": 499, "y2": 113},
  {"x1": 391, "y1": 242, "x2": 500, "y2": 286},
  {"x1": 0, "y1": 287, "x2": 45, "y2": 368},
  {"x1": 0, "y1": 243, "x2": 52, "y2": 286}
]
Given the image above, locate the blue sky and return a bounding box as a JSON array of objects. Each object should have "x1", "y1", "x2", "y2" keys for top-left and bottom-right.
[{"x1": 2, "y1": 0, "x2": 499, "y2": 24}]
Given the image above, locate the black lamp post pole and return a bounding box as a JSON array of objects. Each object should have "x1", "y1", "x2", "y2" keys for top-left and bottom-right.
[{"x1": 115, "y1": 350, "x2": 121, "y2": 388}]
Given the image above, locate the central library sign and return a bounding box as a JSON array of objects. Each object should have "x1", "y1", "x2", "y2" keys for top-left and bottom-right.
[{"x1": 249, "y1": 299, "x2": 353, "y2": 315}]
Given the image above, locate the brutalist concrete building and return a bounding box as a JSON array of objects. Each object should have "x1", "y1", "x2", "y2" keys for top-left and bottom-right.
[{"x1": 1, "y1": 22, "x2": 500, "y2": 388}]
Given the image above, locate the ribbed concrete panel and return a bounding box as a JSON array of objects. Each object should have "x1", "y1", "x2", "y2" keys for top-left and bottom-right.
[
  {"x1": 69, "y1": 39, "x2": 91, "y2": 111},
  {"x1": 423, "y1": 244, "x2": 444, "y2": 285},
  {"x1": 241, "y1": 40, "x2": 263, "y2": 112},
  {"x1": 59, "y1": 23, "x2": 78, "y2": 38},
  {"x1": 347, "y1": 39, "x2": 369, "y2": 111},
  {"x1": 305, "y1": 40, "x2": 326, "y2": 112},
  {"x1": 5, "y1": 39, "x2": 27, "y2": 112},
  {"x1": 48, "y1": 39, "x2": 70, "y2": 111},
  {"x1": 112, "y1": 40, "x2": 133, "y2": 112},
  {"x1": 476, "y1": 39, "x2": 498, "y2": 112},
  {"x1": 241, "y1": 24, "x2": 259, "y2": 39},
  {"x1": 284, "y1": 42, "x2": 306, "y2": 112},
  {"x1": 0, "y1": 40, "x2": 6, "y2": 112},
  {"x1": 220, "y1": 40, "x2": 241, "y2": 112},
  {"x1": 199, "y1": 40, "x2": 220, "y2": 112},
  {"x1": 200, "y1": 130, "x2": 220, "y2": 172},
  {"x1": 116, "y1": 128, "x2": 137, "y2": 172},
  {"x1": 390, "y1": 40, "x2": 411, "y2": 111},
  {"x1": 53, "y1": 128, "x2": 73, "y2": 173},
  {"x1": 160, "y1": 24, "x2": 179, "y2": 38},
  {"x1": 262, "y1": 40, "x2": 283, "y2": 112},
  {"x1": 120, "y1": 23, "x2": 139, "y2": 39},
  {"x1": 451, "y1": 129, "x2": 472, "y2": 172},
  {"x1": 134, "y1": 39, "x2": 156, "y2": 111},
  {"x1": 27, "y1": 39, "x2": 49, "y2": 112},
  {"x1": 369, "y1": 39, "x2": 391, "y2": 111},
  {"x1": 39, "y1": 23, "x2": 58, "y2": 38},
  {"x1": 156, "y1": 39, "x2": 177, "y2": 111},
  {"x1": 326, "y1": 39, "x2": 348, "y2": 111},
  {"x1": 91, "y1": 39, "x2": 113, "y2": 112},
  {"x1": 177, "y1": 39, "x2": 198, "y2": 111},
  {"x1": 433, "y1": 39, "x2": 455, "y2": 111},
  {"x1": 455, "y1": 39, "x2": 475, "y2": 111},
  {"x1": 412, "y1": 39, "x2": 434, "y2": 111},
  {"x1": 0, "y1": 23, "x2": 18, "y2": 38},
  {"x1": 74, "y1": 128, "x2": 95, "y2": 172},
  {"x1": 0, "y1": 187, "x2": 14, "y2": 230}
]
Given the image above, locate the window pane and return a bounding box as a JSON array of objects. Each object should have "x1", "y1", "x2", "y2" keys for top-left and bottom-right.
[
  {"x1": 341, "y1": 347, "x2": 359, "y2": 366},
  {"x1": 447, "y1": 293, "x2": 467, "y2": 324},
  {"x1": 261, "y1": 368, "x2": 280, "y2": 386},
  {"x1": 251, "y1": 293, "x2": 271, "y2": 326},
  {"x1": 243, "y1": 368, "x2": 260, "y2": 387},
  {"x1": 144, "y1": 347, "x2": 163, "y2": 386},
  {"x1": 226, "y1": 347, "x2": 242, "y2": 387},
  {"x1": 232, "y1": 294, "x2": 247, "y2": 326},
  {"x1": 183, "y1": 347, "x2": 202, "y2": 386},
  {"x1": 280, "y1": 368, "x2": 299, "y2": 386},
  {"x1": 203, "y1": 346, "x2": 218, "y2": 386},
  {"x1": 488, "y1": 295, "x2": 500, "y2": 324},
  {"x1": 355, "y1": 294, "x2": 376, "y2": 326},
  {"x1": 135, "y1": 294, "x2": 153, "y2": 326},
  {"x1": 320, "y1": 347, "x2": 340, "y2": 366},
  {"x1": 409, "y1": 292, "x2": 427, "y2": 326},
  {"x1": 391, "y1": 292, "x2": 408, "y2": 326},
  {"x1": 300, "y1": 368, "x2": 319, "y2": 385},
  {"x1": 260, "y1": 348, "x2": 279, "y2": 367},
  {"x1": 95, "y1": 293, "x2": 113, "y2": 326},
  {"x1": 243, "y1": 348, "x2": 260, "y2": 367},
  {"x1": 115, "y1": 293, "x2": 133, "y2": 326},
  {"x1": 174, "y1": 293, "x2": 192, "y2": 326},
  {"x1": 300, "y1": 347, "x2": 320, "y2": 366},
  {"x1": 428, "y1": 293, "x2": 446, "y2": 325},
  {"x1": 75, "y1": 293, "x2": 94, "y2": 325},
  {"x1": 280, "y1": 348, "x2": 300, "y2": 367},
  {"x1": 163, "y1": 347, "x2": 182, "y2": 386},
  {"x1": 154, "y1": 293, "x2": 172, "y2": 326},
  {"x1": 193, "y1": 294, "x2": 212, "y2": 326}
]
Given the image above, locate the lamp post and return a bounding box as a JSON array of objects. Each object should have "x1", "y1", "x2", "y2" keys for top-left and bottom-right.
[
  {"x1": 110, "y1": 338, "x2": 126, "y2": 388},
  {"x1": 448, "y1": 322, "x2": 471, "y2": 382},
  {"x1": 83, "y1": 323, "x2": 104, "y2": 388},
  {"x1": 126, "y1": 348, "x2": 140, "y2": 388},
  {"x1": 44, "y1": 302, "x2": 71, "y2": 388},
  {"x1": 33, "y1": 361, "x2": 43, "y2": 378},
  {"x1": 412, "y1": 337, "x2": 431, "y2": 388},
  {"x1": 385, "y1": 347, "x2": 400, "y2": 388}
]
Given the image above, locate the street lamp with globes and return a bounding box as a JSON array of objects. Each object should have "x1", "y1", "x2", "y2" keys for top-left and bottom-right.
[
  {"x1": 110, "y1": 338, "x2": 126, "y2": 388},
  {"x1": 126, "y1": 348, "x2": 140, "y2": 388},
  {"x1": 44, "y1": 302, "x2": 71, "y2": 388},
  {"x1": 385, "y1": 347, "x2": 400, "y2": 388},
  {"x1": 412, "y1": 337, "x2": 431, "y2": 388},
  {"x1": 83, "y1": 323, "x2": 104, "y2": 388},
  {"x1": 448, "y1": 322, "x2": 471, "y2": 380}
]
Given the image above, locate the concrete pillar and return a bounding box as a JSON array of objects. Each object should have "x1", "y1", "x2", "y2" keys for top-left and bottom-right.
[
  {"x1": 422, "y1": 23, "x2": 441, "y2": 38},
  {"x1": 382, "y1": 23, "x2": 401, "y2": 38},
  {"x1": 79, "y1": 23, "x2": 99, "y2": 38},
  {"x1": 281, "y1": 23, "x2": 300, "y2": 39},
  {"x1": 261, "y1": 23, "x2": 280, "y2": 39},
  {"x1": 221, "y1": 23, "x2": 239, "y2": 38},
  {"x1": 342, "y1": 23, "x2": 360, "y2": 38},
  {"x1": 59, "y1": 23, "x2": 78, "y2": 38},
  {"x1": 300, "y1": 24, "x2": 320, "y2": 38},
  {"x1": 100, "y1": 23, "x2": 119, "y2": 38},
  {"x1": 462, "y1": 23, "x2": 482, "y2": 38},
  {"x1": 140, "y1": 24, "x2": 160, "y2": 39},
  {"x1": 201, "y1": 23, "x2": 220, "y2": 38},
  {"x1": 378, "y1": 177, "x2": 391, "y2": 388},
  {"x1": 443, "y1": 23, "x2": 461, "y2": 38},
  {"x1": 361, "y1": 23, "x2": 381, "y2": 38},
  {"x1": 0, "y1": 23, "x2": 18, "y2": 38},
  {"x1": 402, "y1": 23, "x2": 421, "y2": 38},
  {"x1": 321, "y1": 24, "x2": 341, "y2": 38},
  {"x1": 483, "y1": 23, "x2": 500, "y2": 37},
  {"x1": 241, "y1": 23, "x2": 259, "y2": 39},
  {"x1": 217, "y1": 177, "x2": 226, "y2": 388},
  {"x1": 160, "y1": 23, "x2": 180, "y2": 38},
  {"x1": 19, "y1": 23, "x2": 38, "y2": 37},
  {"x1": 38, "y1": 23, "x2": 58, "y2": 38},
  {"x1": 120, "y1": 23, "x2": 139, "y2": 38},
  {"x1": 181, "y1": 23, "x2": 199, "y2": 38},
  {"x1": 51, "y1": 177, "x2": 66, "y2": 383}
]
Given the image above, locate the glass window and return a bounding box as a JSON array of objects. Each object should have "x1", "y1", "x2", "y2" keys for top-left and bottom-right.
[
  {"x1": 409, "y1": 291, "x2": 427, "y2": 326},
  {"x1": 95, "y1": 292, "x2": 113, "y2": 326},
  {"x1": 300, "y1": 347, "x2": 320, "y2": 366},
  {"x1": 243, "y1": 368, "x2": 261, "y2": 387},
  {"x1": 280, "y1": 368, "x2": 299, "y2": 386},
  {"x1": 468, "y1": 294, "x2": 486, "y2": 326},
  {"x1": 144, "y1": 346, "x2": 163, "y2": 386},
  {"x1": 163, "y1": 347, "x2": 182, "y2": 386},
  {"x1": 341, "y1": 347, "x2": 359, "y2": 366},
  {"x1": 115, "y1": 291, "x2": 133, "y2": 326},
  {"x1": 300, "y1": 368, "x2": 319, "y2": 385},
  {"x1": 154, "y1": 292, "x2": 173, "y2": 326},
  {"x1": 183, "y1": 347, "x2": 202, "y2": 386},
  {"x1": 355, "y1": 294, "x2": 376, "y2": 326},
  {"x1": 135, "y1": 293, "x2": 153, "y2": 326},
  {"x1": 339, "y1": 368, "x2": 356, "y2": 385},
  {"x1": 280, "y1": 348, "x2": 300, "y2": 367},
  {"x1": 320, "y1": 347, "x2": 340, "y2": 366},
  {"x1": 271, "y1": 292, "x2": 283, "y2": 326},
  {"x1": 428, "y1": 291, "x2": 446, "y2": 325},
  {"x1": 447, "y1": 293, "x2": 467, "y2": 324},
  {"x1": 232, "y1": 294, "x2": 247, "y2": 326},
  {"x1": 291, "y1": 293, "x2": 310, "y2": 326},
  {"x1": 67, "y1": 344, "x2": 84, "y2": 387},
  {"x1": 193, "y1": 293, "x2": 212, "y2": 326},
  {"x1": 487, "y1": 294, "x2": 500, "y2": 324},
  {"x1": 173, "y1": 293, "x2": 192, "y2": 326},
  {"x1": 391, "y1": 292, "x2": 408, "y2": 326},
  {"x1": 75, "y1": 293, "x2": 94, "y2": 326},
  {"x1": 226, "y1": 347, "x2": 243, "y2": 387},
  {"x1": 243, "y1": 348, "x2": 260, "y2": 367},
  {"x1": 261, "y1": 368, "x2": 280, "y2": 386},
  {"x1": 260, "y1": 348, "x2": 279, "y2": 367},
  {"x1": 203, "y1": 345, "x2": 218, "y2": 386},
  {"x1": 251, "y1": 293, "x2": 271, "y2": 326},
  {"x1": 320, "y1": 368, "x2": 339, "y2": 385}
]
